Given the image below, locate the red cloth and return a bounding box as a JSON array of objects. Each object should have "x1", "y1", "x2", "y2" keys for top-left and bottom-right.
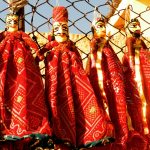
[
  {"x1": 127, "y1": 130, "x2": 148, "y2": 150},
  {"x1": 0, "y1": 138, "x2": 31, "y2": 150},
  {"x1": 0, "y1": 31, "x2": 51, "y2": 138},
  {"x1": 123, "y1": 53, "x2": 144, "y2": 134},
  {"x1": 140, "y1": 51, "x2": 150, "y2": 132},
  {"x1": 44, "y1": 40, "x2": 114, "y2": 148},
  {"x1": 122, "y1": 37, "x2": 150, "y2": 149},
  {"x1": 123, "y1": 50, "x2": 150, "y2": 133},
  {"x1": 86, "y1": 38, "x2": 128, "y2": 148},
  {"x1": 52, "y1": 6, "x2": 68, "y2": 23},
  {"x1": 122, "y1": 37, "x2": 150, "y2": 134}
]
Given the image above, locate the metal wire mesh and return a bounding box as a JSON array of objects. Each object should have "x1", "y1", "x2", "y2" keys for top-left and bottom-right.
[{"x1": 0, "y1": 0, "x2": 150, "y2": 74}]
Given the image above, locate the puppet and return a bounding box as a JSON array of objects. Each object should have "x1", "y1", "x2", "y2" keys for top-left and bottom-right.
[
  {"x1": 122, "y1": 18, "x2": 150, "y2": 148},
  {"x1": 43, "y1": 6, "x2": 114, "y2": 150},
  {"x1": 85, "y1": 10, "x2": 128, "y2": 149},
  {"x1": 0, "y1": 1, "x2": 52, "y2": 149}
]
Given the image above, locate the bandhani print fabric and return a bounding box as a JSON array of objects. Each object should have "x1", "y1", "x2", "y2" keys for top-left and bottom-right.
[
  {"x1": 0, "y1": 31, "x2": 52, "y2": 149},
  {"x1": 86, "y1": 38, "x2": 128, "y2": 150},
  {"x1": 44, "y1": 40, "x2": 114, "y2": 149},
  {"x1": 122, "y1": 36, "x2": 150, "y2": 149},
  {"x1": 140, "y1": 50, "x2": 150, "y2": 132}
]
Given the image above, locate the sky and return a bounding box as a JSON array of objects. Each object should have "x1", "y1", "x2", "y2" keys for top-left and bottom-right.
[{"x1": 0, "y1": 0, "x2": 111, "y2": 34}]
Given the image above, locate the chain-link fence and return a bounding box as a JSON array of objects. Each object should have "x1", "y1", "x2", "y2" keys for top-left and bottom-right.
[{"x1": 0, "y1": 0, "x2": 150, "y2": 74}]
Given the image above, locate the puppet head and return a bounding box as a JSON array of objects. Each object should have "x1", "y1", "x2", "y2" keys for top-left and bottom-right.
[
  {"x1": 6, "y1": 13, "x2": 19, "y2": 32},
  {"x1": 127, "y1": 18, "x2": 141, "y2": 38},
  {"x1": 6, "y1": 0, "x2": 28, "y2": 32},
  {"x1": 92, "y1": 17, "x2": 106, "y2": 38},
  {"x1": 91, "y1": 7, "x2": 106, "y2": 38},
  {"x1": 52, "y1": 6, "x2": 69, "y2": 43}
]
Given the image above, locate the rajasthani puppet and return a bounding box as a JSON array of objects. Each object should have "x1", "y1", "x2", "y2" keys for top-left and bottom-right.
[
  {"x1": 122, "y1": 18, "x2": 150, "y2": 146},
  {"x1": 0, "y1": 12, "x2": 52, "y2": 149},
  {"x1": 85, "y1": 15, "x2": 128, "y2": 149},
  {"x1": 43, "y1": 6, "x2": 114, "y2": 150}
]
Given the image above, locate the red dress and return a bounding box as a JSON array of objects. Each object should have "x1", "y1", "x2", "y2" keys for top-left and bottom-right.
[
  {"x1": 122, "y1": 37, "x2": 150, "y2": 148},
  {"x1": 44, "y1": 40, "x2": 114, "y2": 149},
  {"x1": 0, "y1": 31, "x2": 51, "y2": 149},
  {"x1": 86, "y1": 37, "x2": 128, "y2": 149}
]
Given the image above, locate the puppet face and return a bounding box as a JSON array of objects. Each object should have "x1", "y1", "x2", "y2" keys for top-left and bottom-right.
[
  {"x1": 53, "y1": 22, "x2": 68, "y2": 42},
  {"x1": 93, "y1": 21, "x2": 106, "y2": 38},
  {"x1": 6, "y1": 14, "x2": 19, "y2": 32},
  {"x1": 128, "y1": 21, "x2": 141, "y2": 35}
]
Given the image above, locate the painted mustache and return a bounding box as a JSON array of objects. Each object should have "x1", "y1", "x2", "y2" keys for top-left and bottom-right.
[{"x1": 54, "y1": 33, "x2": 68, "y2": 36}]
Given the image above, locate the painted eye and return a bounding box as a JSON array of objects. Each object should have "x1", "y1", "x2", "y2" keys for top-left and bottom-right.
[
  {"x1": 62, "y1": 26, "x2": 68, "y2": 31},
  {"x1": 13, "y1": 20, "x2": 18, "y2": 24},
  {"x1": 7, "y1": 20, "x2": 18, "y2": 24},
  {"x1": 54, "y1": 27, "x2": 59, "y2": 32},
  {"x1": 97, "y1": 25, "x2": 105, "y2": 28}
]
